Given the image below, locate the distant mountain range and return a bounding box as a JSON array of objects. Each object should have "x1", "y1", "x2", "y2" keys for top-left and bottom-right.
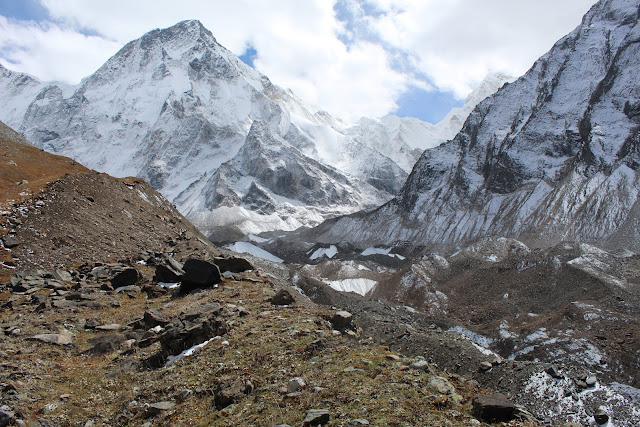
[
  {"x1": 310, "y1": 0, "x2": 640, "y2": 252},
  {"x1": 0, "y1": 20, "x2": 507, "y2": 241}
]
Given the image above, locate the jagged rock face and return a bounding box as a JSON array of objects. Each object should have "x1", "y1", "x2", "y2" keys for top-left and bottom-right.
[{"x1": 316, "y1": 0, "x2": 640, "y2": 251}]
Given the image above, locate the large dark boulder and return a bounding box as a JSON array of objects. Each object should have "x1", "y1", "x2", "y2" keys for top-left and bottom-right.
[
  {"x1": 472, "y1": 394, "x2": 516, "y2": 423},
  {"x1": 179, "y1": 258, "x2": 221, "y2": 293},
  {"x1": 110, "y1": 267, "x2": 141, "y2": 288},
  {"x1": 153, "y1": 256, "x2": 185, "y2": 283}
]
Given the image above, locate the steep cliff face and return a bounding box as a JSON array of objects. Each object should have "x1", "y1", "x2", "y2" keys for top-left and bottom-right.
[{"x1": 316, "y1": 0, "x2": 640, "y2": 251}]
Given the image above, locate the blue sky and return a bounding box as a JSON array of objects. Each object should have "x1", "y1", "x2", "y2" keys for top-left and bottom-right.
[{"x1": 0, "y1": 0, "x2": 596, "y2": 123}]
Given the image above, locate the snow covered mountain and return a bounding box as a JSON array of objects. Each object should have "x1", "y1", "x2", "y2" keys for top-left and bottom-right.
[
  {"x1": 347, "y1": 73, "x2": 513, "y2": 173},
  {"x1": 312, "y1": 0, "x2": 640, "y2": 252},
  {"x1": 0, "y1": 20, "x2": 505, "y2": 239}
]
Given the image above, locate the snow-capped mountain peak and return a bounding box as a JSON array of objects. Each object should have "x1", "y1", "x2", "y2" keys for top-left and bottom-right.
[
  {"x1": 312, "y1": 0, "x2": 640, "y2": 252},
  {"x1": 0, "y1": 19, "x2": 506, "y2": 240}
]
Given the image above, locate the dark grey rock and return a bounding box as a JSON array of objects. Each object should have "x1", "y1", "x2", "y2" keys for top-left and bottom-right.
[
  {"x1": 180, "y1": 258, "x2": 221, "y2": 293},
  {"x1": 158, "y1": 305, "x2": 226, "y2": 356},
  {"x1": 153, "y1": 258, "x2": 184, "y2": 283},
  {"x1": 214, "y1": 256, "x2": 253, "y2": 273},
  {"x1": 594, "y1": 410, "x2": 609, "y2": 425},
  {"x1": 213, "y1": 378, "x2": 254, "y2": 409},
  {"x1": 303, "y1": 409, "x2": 330, "y2": 426},
  {"x1": 330, "y1": 310, "x2": 353, "y2": 330},
  {"x1": 86, "y1": 334, "x2": 127, "y2": 355},
  {"x1": 0, "y1": 405, "x2": 16, "y2": 427},
  {"x1": 1, "y1": 236, "x2": 19, "y2": 249},
  {"x1": 472, "y1": 394, "x2": 516, "y2": 423},
  {"x1": 270, "y1": 289, "x2": 295, "y2": 305},
  {"x1": 287, "y1": 377, "x2": 305, "y2": 393},
  {"x1": 110, "y1": 268, "x2": 140, "y2": 288},
  {"x1": 546, "y1": 365, "x2": 563, "y2": 379},
  {"x1": 145, "y1": 401, "x2": 175, "y2": 417},
  {"x1": 143, "y1": 310, "x2": 170, "y2": 328}
]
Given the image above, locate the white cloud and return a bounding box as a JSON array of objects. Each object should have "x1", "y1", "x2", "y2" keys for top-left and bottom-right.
[
  {"x1": 0, "y1": 16, "x2": 121, "y2": 82},
  {"x1": 366, "y1": 0, "x2": 597, "y2": 97},
  {"x1": 0, "y1": 0, "x2": 598, "y2": 119}
]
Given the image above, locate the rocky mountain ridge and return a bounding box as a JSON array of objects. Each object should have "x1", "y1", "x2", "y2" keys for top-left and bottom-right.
[{"x1": 310, "y1": 0, "x2": 640, "y2": 253}]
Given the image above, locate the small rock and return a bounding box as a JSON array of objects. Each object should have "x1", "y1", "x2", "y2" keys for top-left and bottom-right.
[
  {"x1": 213, "y1": 378, "x2": 254, "y2": 409},
  {"x1": 472, "y1": 394, "x2": 516, "y2": 423},
  {"x1": 53, "y1": 270, "x2": 72, "y2": 282},
  {"x1": 143, "y1": 310, "x2": 170, "y2": 328},
  {"x1": 86, "y1": 334, "x2": 127, "y2": 355},
  {"x1": 31, "y1": 331, "x2": 73, "y2": 346},
  {"x1": 349, "y1": 420, "x2": 370, "y2": 426},
  {"x1": 409, "y1": 359, "x2": 430, "y2": 371},
  {"x1": 39, "y1": 403, "x2": 58, "y2": 414},
  {"x1": 576, "y1": 380, "x2": 588, "y2": 389},
  {"x1": 428, "y1": 376, "x2": 456, "y2": 395},
  {"x1": 546, "y1": 365, "x2": 563, "y2": 379},
  {"x1": 96, "y1": 324, "x2": 121, "y2": 331},
  {"x1": 479, "y1": 361, "x2": 493, "y2": 372},
  {"x1": 145, "y1": 401, "x2": 175, "y2": 417},
  {"x1": 303, "y1": 409, "x2": 330, "y2": 426},
  {"x1": 115, "y1": 285, "x2": 141, "y2": 294},
  {"x1": 330, "y1": 311, "x2": 353, "y2": 330},
  {"x1": 594, "y1": 410, "x2": 609, "y2": 425},
  {"x1": 287, "y1": 377, "x2": 306, "y2": 393},
  {"x1": 586, "y1": 375, "x2": 597, "y2": 387},
  {"x1": 270, "y1": 289, "x2": 295, "y2": 305},
  {"x1": 385, "y1": 353, "x2": 401, "y2": 361},
  {"x1": 176, "y1": 389, "x2": 193, "y2": 402},
  {"x1": 0, "y1": 405, "x2": 16, "y2": 426}
]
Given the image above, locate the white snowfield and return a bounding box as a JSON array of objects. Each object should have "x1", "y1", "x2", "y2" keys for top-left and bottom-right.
[
  {"x1": 225, "y1": 242, "x2": 283, "y2": 263},
  {"x1": 317, "y1": 0, "x2": 640, "y2": 252},
  {"x1": 0, "y1": 19, "x2": 506, "y2": 239}
]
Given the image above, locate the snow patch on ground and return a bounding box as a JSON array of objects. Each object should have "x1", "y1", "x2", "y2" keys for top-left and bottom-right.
[
  {"x1": 523, "y1": 371, "x2": 640, "y2": 426},
  {"x1": 448, "y1": 326, "x2": 497, "y2": 356},
  {"x1": 325, "y1": 278, "x2": 377, "y2": 295},
  {"x1": 310, "y1": 245, "x2": 337, "y2": 260},
  {"x1": 166, "y1": 336, "x2": 220, "y2": 366},
  {"x1": 226, "y1": 242, "x2": 283, "y2": 263},
  {"x1": 361, "y1": 247, "x2": 405, "y2": 260}
]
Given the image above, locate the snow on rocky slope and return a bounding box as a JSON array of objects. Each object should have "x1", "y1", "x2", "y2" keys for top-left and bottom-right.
[
  {"x1": 0, "y1": 20, "x2": 504, "y2": 240},
  {"x1": 313, "y1": 0, "x2": 640, "y2": 252}
]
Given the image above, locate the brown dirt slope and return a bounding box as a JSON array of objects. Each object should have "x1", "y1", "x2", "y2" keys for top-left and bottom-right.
[{"x1": 0, "y1": 121, "x2": 219, "y2": 282}]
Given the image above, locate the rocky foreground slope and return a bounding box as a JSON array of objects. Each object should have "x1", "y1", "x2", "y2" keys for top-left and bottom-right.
[
  {"x1": 2, "y1": 123, "x2": 638, "y2": 425},
  {"x1": 311, "y1": 0, "x2": 640, "y2": 252},
  {"x1": 0, "y1": 124, "x2": 535, "y2": 426}
]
